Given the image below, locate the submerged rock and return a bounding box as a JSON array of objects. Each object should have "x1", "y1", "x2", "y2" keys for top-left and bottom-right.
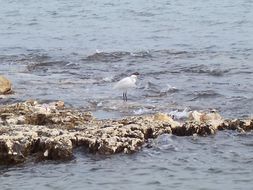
[
  {"x1": 0, "y1": 100, "x2": 252, "y2": 165},
  {"x1": 0, "y1": 75, "x2": 12, "y2": 94}
]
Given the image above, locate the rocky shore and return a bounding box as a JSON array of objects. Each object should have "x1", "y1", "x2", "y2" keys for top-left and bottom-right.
[{"x1": 0, "y1": 100, "x2": 252, "y2": 165}]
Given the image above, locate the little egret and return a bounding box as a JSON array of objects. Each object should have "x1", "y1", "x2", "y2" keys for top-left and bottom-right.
[{"x1": 114, "y1": 72, "x2": 139, "y2": 101}]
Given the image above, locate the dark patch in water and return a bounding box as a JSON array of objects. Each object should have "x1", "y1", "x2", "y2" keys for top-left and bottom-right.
[
  {"x1": 83, "y1": 51, "x2": 131, "y2": 62},
  {"x1": 191, "y1": 90, "x2": 223, "y2": 100},
  {"x1": 26, "y1": 61, "x2": 69, "y2": 72},
  {"x1": 181, "y1": 65, "x2": 231, "y2": 76},
  {"x1": 82, "y1": 50, "x2": 191, "y2": 63}
]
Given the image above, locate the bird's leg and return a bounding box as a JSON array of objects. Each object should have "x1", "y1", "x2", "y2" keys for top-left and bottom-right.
[
  {"x1": 122, "y1": 91, "x2": 127, "y2": 101},
  {"x1": 123, "y1": 92, "x2": 127, "y2": 101},
  {"x1": 122, "y1": 92, "x2": 125, "y2": 101}
]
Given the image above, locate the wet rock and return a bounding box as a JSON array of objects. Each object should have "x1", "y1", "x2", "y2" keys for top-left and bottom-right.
[
  {"x1": 0, "y1": 100, "x2": 253, "y2": 165},
  {"x1": 0, "y1": 126, "x2": 38, "y2": 164},
  {"x1": 171, "y1": 121, "x2": 215, "y2": 136},
  {"x1": 153, "y1": 113, "x2": 180, "y2": 128},
  {"x1": 41, "y1": 137, "x2": 73, "y2": 160},
  {"x1": 0, "y1": 75, "x2": 12, "y2": 94},
  {"x1": 189, "y1": 110, "x2": 223, "y2": 129},
  {"x1": 218, "y1": 119, "x2": 253, "y2": 132},
  {"x1": 0, "y1": 101, "x2": 175, "y2": 164}
]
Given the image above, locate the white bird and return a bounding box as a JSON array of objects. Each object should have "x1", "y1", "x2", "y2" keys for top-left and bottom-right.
[
  {"x1": 114, "y1": 72, "x2": 139, "y2": 101},
  {"x1": 169, "y1": 108, "x2": 190, "y2": 120}
]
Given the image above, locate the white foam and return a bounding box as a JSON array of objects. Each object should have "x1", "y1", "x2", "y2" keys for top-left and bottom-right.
[
  {"x1": 133, "y1": 108, "x2": 150, "y2": 115},
  {"x1": 160, "y1": 84, "x2": 178, "y2": 93},
  {"x1": 95, "y1": 49, "x2": 103, "y2": 54}
]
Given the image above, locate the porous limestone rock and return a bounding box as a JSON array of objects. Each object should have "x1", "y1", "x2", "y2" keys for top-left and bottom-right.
[
  {"x1": 188, "y1": 110, "x2": 224, "y2": 129},
  {"x1": 0, "y1": 101, "x2": 173, "y2": 164},
  {"x1": 153, "y1": 112, "x2": 180, "y2": 128},
  {"x1": 0, "y1": 100, "x2": 253, "y2": 165}
]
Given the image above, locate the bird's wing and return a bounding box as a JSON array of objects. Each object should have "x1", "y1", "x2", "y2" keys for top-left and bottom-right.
[{"x1": 114, "y1": 77, "x2": 136, "y2": 90}]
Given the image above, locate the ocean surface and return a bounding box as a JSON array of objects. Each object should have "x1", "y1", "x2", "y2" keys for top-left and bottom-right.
[{"x1": 0, "y1": 0, "x2": 253, "y2": 189}]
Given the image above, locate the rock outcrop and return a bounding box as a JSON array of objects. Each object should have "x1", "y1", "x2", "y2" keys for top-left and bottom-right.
[
  {"x1": 0, "y1": 100, "x2": 252, "y2": 165},
  {"x1": 0, "y1": 75, "x2": 12, "y2": 94}
]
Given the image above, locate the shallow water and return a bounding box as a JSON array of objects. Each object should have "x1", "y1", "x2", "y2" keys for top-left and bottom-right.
[
  {"x1": 1, "y1": 132, "x2": 253, "y2": 190},
  {"x1": 1, "y1": 0, "x2": 253, "y2": 189}
]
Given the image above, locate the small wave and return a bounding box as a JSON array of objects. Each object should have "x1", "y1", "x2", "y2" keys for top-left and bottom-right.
[
  {"x1": 192, "y1": 90, "x2": 223, "y2": 100},
  {"x1": 130, "y1": 50, "x2": 152, "y2": 58},
  {"x1": 18, "y1": 53, "x2": 51, "y2": 63},
  {"x1": 182, "y1": 65, "x2": 230, "y2": 76},
  {"x1": 144, "y1": 81, "x2": 178, "y2": 97},
  {"x1": 144, "y1": 81, "x2": 160, "y2": 92},
  {"x1": 82, "y1": 49, "x2": 241, "y2": 67},
  {"x1": 27, "y1": 22, "x2": 38, "y2": 26},
  {"x1": 149, "y1": 134, "x2": 179, "y2": 152},
  {"x1": 83, "y1": 51, "x2": 131, "y2": 62},
  {"x1": 133, "y1": 108, "x2": 152, "y2": 115},
  {"x1": 102, "y1": 76, "x2": 114, "y2": 82},
  {"x1": 208, "y1": 69, "x2": 229, "y2": 76},
  {"x1": 82, "y1": 49, "x2": 190, "y2": 63},
  {"x1": 26, "y1": 61, "x2": 69, "y2": 72},
  {"x1": 65, "y1": 62, "x2": 80, "y2": 68},
  {"x1": 59, "y1": 78, "x2": 97, "y2": 85},
  {"x1": 82, "y1": 50, "x2": 153, "y2": 62},
  {"x1": 160, "y1": 84, "x2": 179, "y2": 93},
  {"x1": 155, "y1": 49, "x2": 188, "y2": 55},
  {"x1": 231, "y1": 69, "x2": 253, "y2": 75},
  {"x1": 0, "y1": 53, "x2": 51, "y2": 65},
  {"x1": 129, "y1": 10, "x2": 156, "y2": 17}
]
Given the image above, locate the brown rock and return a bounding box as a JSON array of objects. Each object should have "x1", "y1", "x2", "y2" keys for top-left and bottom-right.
[
  {"x1": 189, "y1": 110, "x2": 223, "y2": 129},
  {"x1": 1, "y1": 100, "x2": 253, "y2": 165},
  {"x1": 153, "y1": 113, "x2": 180, "y2": 128},
  {"x1": 0, "y1": 75, "x2": 12, "y2": 94}
]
